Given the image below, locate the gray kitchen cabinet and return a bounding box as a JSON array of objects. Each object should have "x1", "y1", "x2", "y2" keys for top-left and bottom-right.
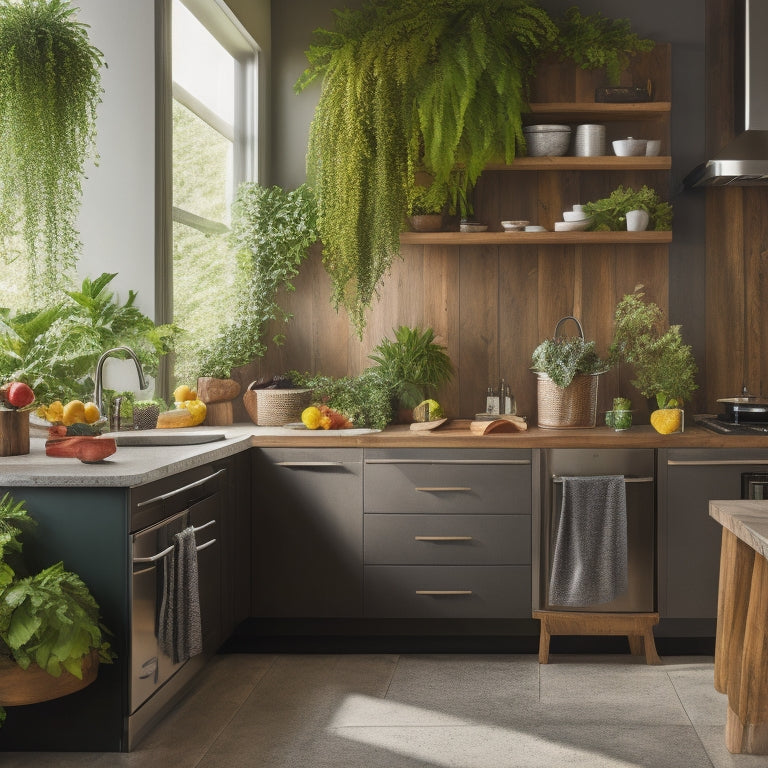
[
  {"x1": 363, "y1": 448, "x2": 532, "y2": 619},
  {"x1": 251, "y1": 447, "x2": 363, "y2": 617},
  {"x1": 658, "y1": 448, "x2": 768, "y2": 620}
]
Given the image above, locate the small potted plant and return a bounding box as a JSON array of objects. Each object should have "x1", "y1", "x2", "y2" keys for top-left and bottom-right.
[
  {"x1": 605, "y1": 396, "x2": 633, "y2": 431},
  {"x1": 0, "y1": 493, "x2": 113, "y2": 726},
  {"x1": 408, "y1": 182, "x2": 446, "y2": 232},
  {"x1": 531, "y1": 316, "x2": 610, "y2": 428},
  {"x1": 610, "y1": 289, "x2": 698, "y2": 433},
  {"x1": 583, "y1": 186, "x2": 672, "y2": 232},
  {"x1": 368, "y1": 326, "x2": 453, "y2": 421}
]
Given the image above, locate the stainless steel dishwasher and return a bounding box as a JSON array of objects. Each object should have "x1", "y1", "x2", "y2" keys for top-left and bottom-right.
[
  {"x1": 538, "y1": 449, "x2": 655, "y2": 612},
  {"x1": 129, "y1": 466, "x2": 224, "y2": 748}
]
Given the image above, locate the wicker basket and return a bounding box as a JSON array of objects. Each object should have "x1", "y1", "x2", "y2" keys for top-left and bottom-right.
[
  {"x1": 535, "y1": 315, "x2": 600, "y2": 429},
  {"x1": 536, "y1": 372, "x2": 599, "y2": 429},
  {"x1": 242, "y1": 385, "x2": 313, "y2": 426}
]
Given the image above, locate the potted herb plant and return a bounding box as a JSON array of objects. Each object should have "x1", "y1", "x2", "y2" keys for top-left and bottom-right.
[
  {"x1": 408, "y1": 183, "x2": 447, "y2": 233},
  {"x1": 0, "y1": 492, "x2": 113, "y2": 726},
  {"x1": 610, "y1": 289, "x2": 698, "y2": 433},
  {"x1": 367, "y1": 326, "x2": 454, "y2": 421},
  {"x1": 189, "y1": 183, "x2": 318, "y2": 385},
  {"x1": 583, "y1": 186, "x2": 672, "y2": 232},
  {"x1": 0, "y1": 0, "x2": 105, "y2": 301},
  {"x1": 531, "y1": 317, "x2": 609, "y2": 429}
]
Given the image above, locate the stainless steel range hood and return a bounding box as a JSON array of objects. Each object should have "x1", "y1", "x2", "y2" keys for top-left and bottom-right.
[{"x1": 685, "y1": 0, "x2": 768, "y2": 187}]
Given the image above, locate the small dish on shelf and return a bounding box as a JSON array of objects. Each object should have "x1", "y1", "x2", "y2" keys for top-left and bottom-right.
[
  {"x1": 501, "y1": 220, "x2": 529, "y2": 232},
  {"x1": 554, "y1": 220, "x2": 590, "y2": 232},
  {"x1": 562, "y1": 210, "x2": 590, "y2": 222},
  {"x1": 524, "y1": 225, "x2": 547, "y2": 232},
  {"x1": 459, "y1": 222, "x2": 488, "y2": 233},
  {"x1": 612, "y1": 137, "x2": 647, "y2": 156}
]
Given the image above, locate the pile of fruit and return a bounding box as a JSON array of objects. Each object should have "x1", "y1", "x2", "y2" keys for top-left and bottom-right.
[
  {"x1": 156, "y1": 384, "x2": 207, "y2": 428},
  {"x1": 301, "y1": 404, "x2": 353, "y2": 430}
]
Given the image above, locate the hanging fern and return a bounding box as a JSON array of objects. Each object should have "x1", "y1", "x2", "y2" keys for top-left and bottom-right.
[
  {"x1": 296, "y1": 0, "x2": 556, "y2": 336},
  {"x1": 0, "y1": 0, "x2": 104, "y2": 302}
]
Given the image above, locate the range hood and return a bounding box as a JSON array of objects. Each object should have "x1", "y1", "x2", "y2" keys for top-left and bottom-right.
[{"x1": 685, "y1": 0, "x2": 768, "y2": 187}]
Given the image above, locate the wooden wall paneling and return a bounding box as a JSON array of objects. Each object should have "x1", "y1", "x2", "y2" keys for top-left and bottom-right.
[
  {"x1": 457, "y1": 245, "x2": 499, "y2": 417},
  {"x1": 742, "y1": 190, "x2": 768, "y2": 396},
  {"x1": 537, "y1": 171, "x2": 574, "y2": 232},
  {"x1": 706, "y1": 186, "x2": 745, "y2": 408},
  {"x1": 422, "y1": 246, "x2": 461, "y2": 417},
  {"x1": 536, "y1": 247, "x2": 577, "y2": 339},
  {"x1": 706, "y1": 0, "x2": 735, "y2": 157},
  {"x1": 529, "y1": 54, "x2": 576, "y2": 102},
  {"x1": 498, "y1": 246, "x2": 539, "y2": 420}
]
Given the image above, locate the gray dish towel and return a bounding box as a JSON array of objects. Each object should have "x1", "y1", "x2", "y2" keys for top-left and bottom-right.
[
  {"x1": 548, "y1": 475, "x2": 628, "y2": 607},
  {"x1": 158, "y1": 526, "x2": 203, "y2": 664}
]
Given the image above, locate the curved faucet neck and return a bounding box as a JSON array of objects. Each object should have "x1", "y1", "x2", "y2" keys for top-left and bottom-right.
[{"x1": 94, "y1": 346, "x2": 149, "y2": 416}]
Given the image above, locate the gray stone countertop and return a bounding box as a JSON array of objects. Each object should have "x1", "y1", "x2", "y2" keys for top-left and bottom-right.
[{"x1": 709, "y1": 500, "x2": 768, "y2": 560}]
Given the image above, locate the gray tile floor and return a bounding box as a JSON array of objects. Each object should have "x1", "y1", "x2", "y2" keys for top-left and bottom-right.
[{"x1": 3, "y1": 653, "x2": 768, "y2": 767}]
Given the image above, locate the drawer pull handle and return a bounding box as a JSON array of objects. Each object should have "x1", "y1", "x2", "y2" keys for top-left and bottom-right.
[
  {"x1": 415, "y1": 590, "x2": 473, "y2": 596},
  {"x1": 414, "y1": 536, "x2": 473, "y2": 542},
  {"x1": 276, "y1": 461, "x2": 345, "y2": 467},
  {"x1": 415, "y1": 486, "x2": 472, "y2": 492},
  {"x1": 136, "y1": 468, "x2": 226, "y2": 508}
]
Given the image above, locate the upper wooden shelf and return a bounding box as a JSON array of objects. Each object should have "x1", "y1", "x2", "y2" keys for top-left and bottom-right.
[
  {"x1": 526, "y1": 102, "x2": 671, "y2": 121},
  {"x1": 400, "y1": 231, "x2": 673, "y2": 246},
  {"x1": 484, "y1": 156, "x2": 671, "y2": 171}
]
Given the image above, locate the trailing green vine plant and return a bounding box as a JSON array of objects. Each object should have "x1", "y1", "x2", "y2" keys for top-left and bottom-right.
[
  {"x1": 192, "y1": 183, "x2": 319, "y2": 380},
  {"x1": 0, "y1": 0, "x2": 105, "y2": 301},
  {"x1": 295, "y1": 0, "x2": 556, "y2": 335}
]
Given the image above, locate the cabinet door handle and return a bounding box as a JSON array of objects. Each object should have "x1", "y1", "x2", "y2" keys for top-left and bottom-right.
[
  {"x1": 275, "y1": 461, "x2": 345, "y2": 467},
  {"x1": 414, "y1": 535, "x2": 473, "y2": 542},
  {"x1": 195, "y1": 538, "x2": 216, "y2": 553},
  {"x1": 667, "y1": 460, "x2": 768, "y2": 466},
  {"x1": 415, "y1": 590, "x2": 473, "y2": 596},
  {"x1": 415, "y1": 486, "x2": 472, "y2": 492},
  {"x1": 136, "y1": 468, "x2": 226, "y2": 508}
]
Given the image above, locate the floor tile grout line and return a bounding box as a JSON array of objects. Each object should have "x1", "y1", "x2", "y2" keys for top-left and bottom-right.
[{"x1": 665, "y1": 667, "x2": 718, "y2": 768}]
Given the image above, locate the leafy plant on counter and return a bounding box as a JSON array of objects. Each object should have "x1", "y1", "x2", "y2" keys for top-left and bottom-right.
[
  {"x1": 531, "y1": 336, "x2": 609, "y2": 389},
  {"x1": 0, "y1": 0, "x2": 105, "y2": 301},
  {"x1": 190, "y1": 183, "x2": 318, "y2": 382},
  {"x1": 0, "y1": 492, "x2": 114, "y2": 727},
  {"x1": 610, "y1": 288, "x2": 698, "y2": 408},
  {"x1": 368, "y1": 326, "x2": 454, "y2": 411},
  {"x1": 0, "y1": 272, "x2": 179, "y2": 404},
  {"x1": 290, "y1": 369, "x2": 393, "y2": 430},
  {"x1": 583, "y1": 186, "x2": 672, "y2": 232},
  {"x1": 295, "y1": 0, "x2": 556, "y2": 336},
  {"x1": 551, "y1": 7, "x2": 654, "y2": 86}
]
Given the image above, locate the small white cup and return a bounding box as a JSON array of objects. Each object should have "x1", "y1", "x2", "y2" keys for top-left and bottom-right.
[
  {"x1": 645, "y1": 140, "x2": 661, "y2": 156},
  {"x1": 626, "y1": 209, "x2": 650, "y2": 231}
]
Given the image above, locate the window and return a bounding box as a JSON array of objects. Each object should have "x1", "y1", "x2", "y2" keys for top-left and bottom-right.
[{"x1": 168, "y1": 0, "x2": 258, "y2": 385}]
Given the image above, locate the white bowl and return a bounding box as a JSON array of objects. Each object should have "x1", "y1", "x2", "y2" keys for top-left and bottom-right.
[
  {"x1": 563, "y1": 210, "x2": 589, "y2": 222},
  {"x1": 612, "y1": 137, "x2": 647, "y2": 156},
  {"x1": 501, "y1": 220, "x2": 529, "y2": 231},
  {"x1": 524, "y1": 225, "x2": 547, "y2": 232},
  {"x1": 459, "y1": 222, "x2": 488, "y2": 233},
  {"x1": 554, "y1": 220, "x2": 590, "y2": 231}
]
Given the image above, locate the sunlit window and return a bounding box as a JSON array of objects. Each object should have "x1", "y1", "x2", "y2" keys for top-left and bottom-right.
[{"x1": 170, "y1": 0, "x2": 257, "y2": 384}]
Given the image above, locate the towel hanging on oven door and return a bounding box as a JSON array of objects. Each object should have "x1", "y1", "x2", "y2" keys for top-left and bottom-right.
[{"x1": 548, "y1": 475, "x2": 628, "y2": 607}]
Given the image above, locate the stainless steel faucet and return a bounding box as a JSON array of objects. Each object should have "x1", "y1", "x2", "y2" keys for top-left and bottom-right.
[{"x1": 93, "y1": 346, "x2": 149, "y2": 418}]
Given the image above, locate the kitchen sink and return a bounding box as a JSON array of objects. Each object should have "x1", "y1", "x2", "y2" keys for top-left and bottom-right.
[{"x1": 106, "y1": 431, "x2": 227, "y2": 447}]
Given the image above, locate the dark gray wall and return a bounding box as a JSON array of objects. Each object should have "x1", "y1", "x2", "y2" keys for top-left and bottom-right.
[{"x1": 270, "y1": 0, "x2": 707, "y2": 372}]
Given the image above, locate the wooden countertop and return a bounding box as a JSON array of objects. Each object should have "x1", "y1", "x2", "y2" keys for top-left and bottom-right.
[
  {"x1": 709, "y1": 500, "x2": 768, "y2": 560},
  {"x1": 248, "y1": 420, "x2": 768, "y2": 449}
]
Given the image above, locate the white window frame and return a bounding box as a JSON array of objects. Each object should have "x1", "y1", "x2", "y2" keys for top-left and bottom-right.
[{"x1": 156, "y1": 0, "x2": 259, "y2": 394}]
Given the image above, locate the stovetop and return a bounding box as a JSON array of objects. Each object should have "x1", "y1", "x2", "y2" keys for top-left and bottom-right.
[{"x1": 695, "y1": 415, "x2": 768, "y2": 435}]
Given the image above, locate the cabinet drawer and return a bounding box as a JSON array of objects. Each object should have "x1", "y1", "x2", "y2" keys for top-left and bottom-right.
[
  {"x1": 364, "y1": 565, "x2": 531, "y2": 618},
  {"x1": 364, "y1": 449, "x2": 531, "y2": 515},
  {"x1": 364, "y1": 514, "x2": 530, "y2": 565}
]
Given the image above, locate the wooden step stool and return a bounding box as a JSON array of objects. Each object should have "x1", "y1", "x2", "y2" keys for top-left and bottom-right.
[{"x1": 533, "y1": 610, "x2": 661, "y2": 665}]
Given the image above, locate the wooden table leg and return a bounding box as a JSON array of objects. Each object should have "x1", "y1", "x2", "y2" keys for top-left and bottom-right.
[{"x1": 727, "y1": 553, "x2": 768, "y2": 754}]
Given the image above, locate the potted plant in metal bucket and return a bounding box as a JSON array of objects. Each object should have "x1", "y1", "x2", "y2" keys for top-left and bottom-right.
[{"x1": 531, "y1": 316, "x2": 610, "y2": 429}]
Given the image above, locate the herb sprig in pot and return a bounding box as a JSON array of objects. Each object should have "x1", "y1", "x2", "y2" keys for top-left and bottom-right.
[{"x1": 531, "y1": 335, "x2": 609, "y2": 388}]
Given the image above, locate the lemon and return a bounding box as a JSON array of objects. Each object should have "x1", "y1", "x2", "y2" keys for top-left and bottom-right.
[
  {"x1": 650, "y1": 408, "x2": 682, "y2": 434},
  {"x1": 301, "y1": 405, "x2": 322, "y2": 429},
  {"x1": 173, "y1": 384, "x2": 192, "y2": 402},
  {"x1": 62, "y1": 399, "x2": 86, "y2": 426},
  {"x1": 83, "y1": 402, "x2": 101, "y2": 424}
]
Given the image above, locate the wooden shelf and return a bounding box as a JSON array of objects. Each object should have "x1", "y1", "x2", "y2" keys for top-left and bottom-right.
[
  {"x1": 484, "y1": 156, "x2": 671, "y2": 171},
  {"x1": 400, "y1": 231, "x2": 673, "y2": 246},
  {"x1": 527, "y1": 102, "x2": 671, "y2": 121}
]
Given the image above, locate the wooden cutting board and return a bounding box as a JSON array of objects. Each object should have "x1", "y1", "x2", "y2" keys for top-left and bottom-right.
[{"x1": 469, "y1": 418, "x2": 527, "y2": 435}]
